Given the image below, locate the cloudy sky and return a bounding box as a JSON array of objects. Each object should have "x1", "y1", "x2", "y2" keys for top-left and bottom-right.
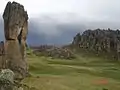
[
  {"x1": 0, "y1": 0, "x2": 120, "y2": 45},
  {"x1": 0, "y1": 0, "x2": 120, "y2": 21}
]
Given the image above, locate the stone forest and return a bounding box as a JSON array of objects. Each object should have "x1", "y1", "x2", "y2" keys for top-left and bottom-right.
[{"x1": 0, "y1": 1, "x2": 120, "y2": 90}]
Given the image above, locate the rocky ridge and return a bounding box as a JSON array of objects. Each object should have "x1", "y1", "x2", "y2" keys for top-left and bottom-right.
[{"x1": 72, "y1": 28, "x2": 120, "y2": 60}]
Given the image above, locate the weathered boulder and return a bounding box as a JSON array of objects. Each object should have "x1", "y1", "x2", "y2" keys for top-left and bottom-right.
[
  {"x1": 0, "y1": 69, "x2": 37, "y2": 90},
  {"x1": 0, "y1": 69, "x2": 14, "y2": 90},
  {"x1": 2, "y1": 1, "x2": 28, "y2": 80}
]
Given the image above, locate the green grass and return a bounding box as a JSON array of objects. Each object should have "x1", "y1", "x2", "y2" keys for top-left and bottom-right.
[{"x1": 22, "y1": 50, "x2": 120, "y2": 90}]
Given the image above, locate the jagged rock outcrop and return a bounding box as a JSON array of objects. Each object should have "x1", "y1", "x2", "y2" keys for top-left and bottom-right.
[
  {"x1": 72, "y1": 29, "x2": 120, "y2": 60},
  {"x1": 2, "y1": 1, "x2": 28, "y2": 80},
  {"x1": 32, "y1": 45, "x2": 75, "y2": 59}
]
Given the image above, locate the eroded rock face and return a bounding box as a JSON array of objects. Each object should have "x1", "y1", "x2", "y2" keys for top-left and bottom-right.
[
  {"x1": 2, "y1": 1, "x2": 28, "y2": 79},
  {"x1": 3, "y1": 1, "x2": 28, "y2": 40},
  {"x1": 72, "y1": 29, "x2": 120, "y2": 60}
]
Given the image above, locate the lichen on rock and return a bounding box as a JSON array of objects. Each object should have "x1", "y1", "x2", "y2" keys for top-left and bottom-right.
[{"x1": 0, "y1": 69, "x2": 15, "y2": 90}]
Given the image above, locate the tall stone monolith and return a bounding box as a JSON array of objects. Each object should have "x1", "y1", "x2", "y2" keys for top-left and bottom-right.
[{"x1": 2, "y1": 1, "x2": 28, "y2": 80}]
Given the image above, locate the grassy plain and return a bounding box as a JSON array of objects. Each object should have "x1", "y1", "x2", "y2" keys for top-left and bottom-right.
[{"x1": 23, "y1": 49, "x2": 120, "y2": 90}]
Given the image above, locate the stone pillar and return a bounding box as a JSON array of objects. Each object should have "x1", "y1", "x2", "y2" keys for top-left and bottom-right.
[{"x1": 2, "y1": 1, "x2": 28, "y2": 80}]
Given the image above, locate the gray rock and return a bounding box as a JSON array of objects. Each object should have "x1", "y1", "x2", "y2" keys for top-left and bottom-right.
[
  {"x1": 0, "y1": 69, "x2": 14, "y2": 90},
  {"x1": 2, "y1": 1, "x2": 29, "y2": 79},
  {"x1": 72, "y1": 29, "x2": 120, "y2": 60}
]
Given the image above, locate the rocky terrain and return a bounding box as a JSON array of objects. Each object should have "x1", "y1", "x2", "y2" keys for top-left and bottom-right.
[
  {"x1": 0, "y1": 1, "x2": 120, "y2": 90},
  {"x1": 31, "y1": 29, "x2": 120, "y2": 60},
  {"x1": 72, "y1": 28, "x2": 120, "y2": 60},
  {"x1": 32, "y1": 45, "x2": 75, "y2": 59}
]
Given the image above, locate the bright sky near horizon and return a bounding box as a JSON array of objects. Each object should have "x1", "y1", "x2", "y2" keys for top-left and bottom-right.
[{"x1": 0, "y1": 0, "x2": 120, "y2": 22}]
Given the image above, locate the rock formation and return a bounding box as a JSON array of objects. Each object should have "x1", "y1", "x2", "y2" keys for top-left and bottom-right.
[
  {"x1": 0, "y1": 69, "x2": 15, "y2": 90},
  {"x1": 32, "y1": 45, "x2": 75, "y2": 59},
  {"x1": 0, "y1": 69, "x2": 38, "y2": 90},
  {"x1": 72, "y1": 29, "x2": 120, "y2": 60},
  {"x1": 2, "y1": 1, "x2": 28, "y2": 79}
]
